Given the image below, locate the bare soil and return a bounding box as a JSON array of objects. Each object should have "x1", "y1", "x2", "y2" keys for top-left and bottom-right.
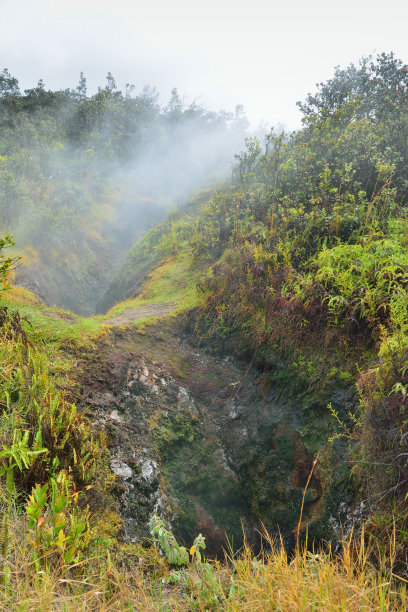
[{"x1": 102, "y1": 302, "x2": 176, "y2": 326}]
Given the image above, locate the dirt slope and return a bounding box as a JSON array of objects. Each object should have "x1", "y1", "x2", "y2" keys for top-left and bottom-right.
[{"x1": 102, "y1": 302, "x2": 176, "y2": 326}]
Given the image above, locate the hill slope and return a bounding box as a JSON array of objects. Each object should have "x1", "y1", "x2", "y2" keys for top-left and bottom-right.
[
  {"x1": 1, "y1": 52, "x2": 408, "y2": 607},
  {"x1": 100, "y1": 50, "x2": 408, "y2": 570}
]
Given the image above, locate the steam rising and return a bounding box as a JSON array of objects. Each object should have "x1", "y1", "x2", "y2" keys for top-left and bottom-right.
[{"x1": 0, "y1": 72, "x2": 248, "y2": 314}]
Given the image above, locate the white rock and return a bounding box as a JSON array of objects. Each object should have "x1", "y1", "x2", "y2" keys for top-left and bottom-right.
[
  {"x1": 141, "y1": 459, "x2": 157, "y2": 482},
  {"x1": 109, "y1": 410, "x2": 122, "y2": 422},
  {"x1": 111, "y1": 459, "x2": 133, "y2": 480}
]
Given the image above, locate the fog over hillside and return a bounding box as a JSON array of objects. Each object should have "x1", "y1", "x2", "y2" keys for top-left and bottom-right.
[
  {"x1": 0, "y1": 71, "x2": 248, "y2": 313},
  {"x1": 2, "y1": 5, "x2": 408, "y2": 612}
]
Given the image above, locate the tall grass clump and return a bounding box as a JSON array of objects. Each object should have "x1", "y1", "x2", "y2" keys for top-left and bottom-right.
[
  {"x1": 2, "y1": 519, "x2": 408, "y2": 610},
  {"x1": 0, "y1": 306, "x2": 117, "y2": 604}
]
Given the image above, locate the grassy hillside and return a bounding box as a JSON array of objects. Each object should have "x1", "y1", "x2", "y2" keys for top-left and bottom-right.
[
  {"x1": 96, "y1": 188, "x2": 215, "y2": 313},
  {"x1": 102, "y1": 52, "x2": 408, "y2": 575},
  {"x1": 1, "y1": 52, "x2": 408, "y2": 608},
  {"x1": 0, "y1": 289, "x2": 406, "y2": 608}
]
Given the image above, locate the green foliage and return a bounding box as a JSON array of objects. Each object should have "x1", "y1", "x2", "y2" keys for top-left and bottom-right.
[
  {"x1": 1, "y1": 53, "x2": 408, "y2": 605},
  {"x1": 0, "y1": 427, "x2": 47, "y2": 500},
  {"x1": 285, "y1": 217, "x2": 408, "y2": 334},
  {"x1": 151, "y1": 514, "x2": 207, "y2": 570},
  {"x1": 0, "y1": 292, "x2": 112, "y2": 557},
  {"x1": 26, "y1": 471, "x2": 91, "y2": 566},
  {"x1": 150, "y1": 515, "x2": 229, "y2": 607},
  {"x1": 0, "y1": 332, "x2": 109, "y2": 493},
  {"x1": 110, "y1": 55, "x2": 408, "y2": 573},
  {"x1": 0, "y1": 69, "x2": 247, "y2": 314},
  {"x1": 0, "y1": 235, "x2": 19, "y2": 291},
  {"x1": 166, "y1": 55, "x2": 408, "y2": 372},
  {"x1": 150, "y1": 515, "x2": 189, "y2": 566},
  {"x1": 298, "y1": 52, "x2": 408, "y2": 123},
  {"x1": 97, "y1": 190, "x2": 214, "y2": 313},
  {"x1": 0, "y1": 301, "x2": 116, "y2": 592}
]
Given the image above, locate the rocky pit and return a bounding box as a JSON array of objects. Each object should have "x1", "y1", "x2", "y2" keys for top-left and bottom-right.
[{"x1": 78, "y1": 316, "x2": 354, "y2": 555}]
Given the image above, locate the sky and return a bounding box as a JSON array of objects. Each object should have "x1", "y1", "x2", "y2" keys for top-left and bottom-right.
[{"x1": 1, "y1": 0, "x2": 408, "y2": 130}]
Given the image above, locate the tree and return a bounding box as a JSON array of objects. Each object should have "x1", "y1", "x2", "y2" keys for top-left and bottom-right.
[
  {"x1": 75, "y1": 72, "x2": 87, "y2": 100},
  {"x1": 233, "y1": 104, "x2": 250, "y2": 132},
  {"x1": 105, "y1": 72, "x2": 117, "y2": 93},
  {"x1": 134, "y1": 85, "x2": 160, "y2": 111},
  {"x1": 0, "y1": 235, "x2": 19, "y2": 291},
  {"x1": 297, "y1": 52, "x2": 408, "y2": 122},
  {"x1": 165, "y1": 87, "x2": 183, "y2": 121},
  {"x1": 0, "y1": 69, "x2": 20, "y2": 98},
  {"x1": 297, "y1": 53, "x2": 408, "y2": 200},
  {"x1": 125, "y1": 83, "x2": 135, "y2": 100}
]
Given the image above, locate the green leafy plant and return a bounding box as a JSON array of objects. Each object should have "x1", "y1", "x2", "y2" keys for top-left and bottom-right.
[
  {"x1": 0, "y1": 328, "x2": 110, "y2": 494},
  {"x1": 150, "y1": 515, "x2": 208, "y2": 568},
  {"x1": 0, "y1": 235, "x2": 20, "y2": 292},
  {"x1": 0, "y1": 429, "x2": 47, "y2": 500},
  {"x1": 26, "y1": 471, "x2": 91, "y2": 566},
  {"x1": 150, "y1": 515, "x2": 227, "y2": 607},
  {"x1": 150, "y1": 515, "x2": 189, "y2": 566}
]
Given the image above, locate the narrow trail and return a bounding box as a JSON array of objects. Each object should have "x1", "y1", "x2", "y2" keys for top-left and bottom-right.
[{"x1": 102, "y1": 302, "x2": 176, "y2": 326}]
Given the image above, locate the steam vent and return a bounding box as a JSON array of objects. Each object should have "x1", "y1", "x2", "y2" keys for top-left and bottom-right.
[{"x1": 1, "y1": 47, "x2": 408, "y2": 607}]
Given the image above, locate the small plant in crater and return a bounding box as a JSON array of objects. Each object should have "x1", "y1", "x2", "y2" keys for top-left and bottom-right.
[{"x1": 150, "y1": 514, "x2": 189, "y2": 566}]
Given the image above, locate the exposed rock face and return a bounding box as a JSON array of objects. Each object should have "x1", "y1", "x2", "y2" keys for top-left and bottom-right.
[{"x1": 79, "y1": 320, "x2": 354, "y2": 554}]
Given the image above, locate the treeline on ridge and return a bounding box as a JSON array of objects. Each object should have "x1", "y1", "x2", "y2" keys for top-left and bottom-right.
[{"x1": 0, "y1": 68, "x2": 247, "y2": 314}]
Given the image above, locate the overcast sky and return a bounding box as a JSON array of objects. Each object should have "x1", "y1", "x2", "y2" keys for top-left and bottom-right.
[{"x1": 1, "y1": 0, "x2": 408, "y2": 130}]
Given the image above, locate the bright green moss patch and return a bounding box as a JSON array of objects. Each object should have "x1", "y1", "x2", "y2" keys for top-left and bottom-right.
[
  {"x1": 100, "y1": 251, "x2": 204, "y2": 325},
  {"x1": 0, "y1": 286, "x2": 105, "y2": 350}
]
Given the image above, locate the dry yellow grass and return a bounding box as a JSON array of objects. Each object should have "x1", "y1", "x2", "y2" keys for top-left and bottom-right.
[{"x1": 1, "y1": 529, "x2": 407, "y2": 611}]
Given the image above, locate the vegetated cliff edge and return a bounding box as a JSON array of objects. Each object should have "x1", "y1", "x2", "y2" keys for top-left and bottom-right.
[
  {"x1": 89, "y1": 52, "x2": 408, "y2": 562},
  {"x1": 4, "y1": 51, "x2": 408, "y2": 567}
]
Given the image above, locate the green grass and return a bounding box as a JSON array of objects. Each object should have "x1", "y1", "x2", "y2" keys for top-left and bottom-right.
[
  {"x1": 102, "y1": 251, "x2": 204, "y2": 321},
  {"x1": 0, "y1": 287, "x2": 103, "y2": 349},
  {"x1": 0, "y1": 287, "x2": 110, "y2": 393},
  {"x1": 0, "y1": 250, "x2": 204, "y2": 374}
]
